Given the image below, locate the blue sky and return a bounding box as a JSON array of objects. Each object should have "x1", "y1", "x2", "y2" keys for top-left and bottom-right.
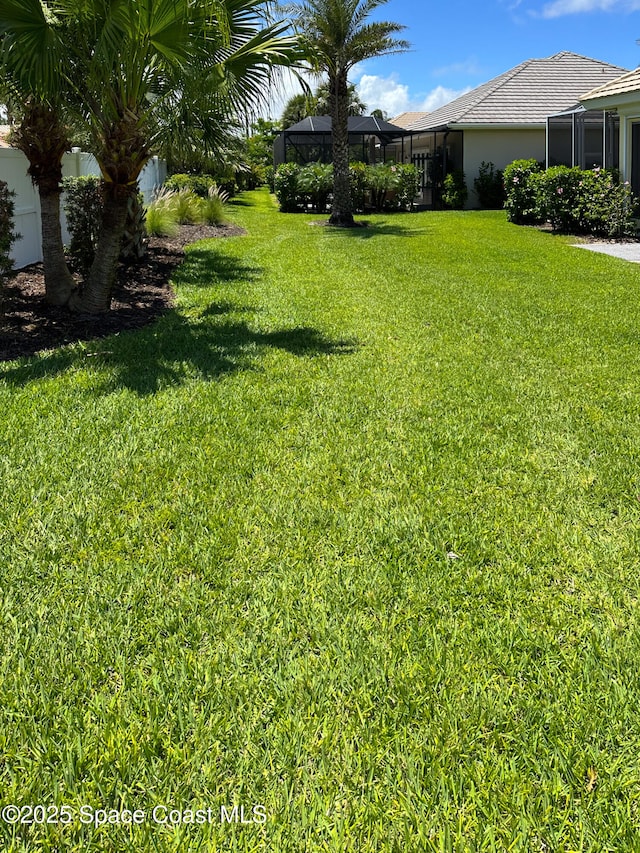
[{"x1": 271, "y1": 0, "x2": 640, "y2": 119}]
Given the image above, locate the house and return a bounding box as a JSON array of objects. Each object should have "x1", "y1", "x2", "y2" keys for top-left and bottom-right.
[
  {"x1": 406, "y1": 52, "x2": 628, "y2": 208},
  {"x1": 579, "y1": 68, "x2": 640, "y2": 197}
]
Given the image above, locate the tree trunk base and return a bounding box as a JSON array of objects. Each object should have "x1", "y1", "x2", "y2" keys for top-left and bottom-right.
[
  {"x1": 328, "y1": 212, "x2": 365, "y2": 228},
  {"x1": 67, "y1": 288, "x2": 111, "y2": 314},
  {"x1": 44, "y1": 277, "x2": 76, "y2": 307}
]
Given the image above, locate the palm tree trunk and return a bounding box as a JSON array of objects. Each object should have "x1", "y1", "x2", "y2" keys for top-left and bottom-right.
[
  {"x1": 12, "y1": 102, "x2": 75, "y2": 305},
  {"x1": 329, "y1": 70, "x2": 355, "y2": 227},
  {"x1": 69, "y1": 189, "x2": 129, "y2": 313},
  {"x1": 38, "y1": 189, "x2": 75, "y2": 305}
]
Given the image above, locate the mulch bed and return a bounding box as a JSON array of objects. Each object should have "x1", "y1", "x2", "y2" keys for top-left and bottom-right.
[{"x1": 0, "y1": 223, "x2": 245, "y2": 362}]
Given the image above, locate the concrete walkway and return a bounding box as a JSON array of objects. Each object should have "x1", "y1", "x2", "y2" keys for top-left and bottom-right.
[{"x1": 572, "y1": 242, "x2": 640, "y2": 263}]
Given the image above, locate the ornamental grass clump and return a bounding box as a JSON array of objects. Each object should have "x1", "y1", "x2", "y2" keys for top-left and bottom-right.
[
  {"x1": 145, "y1": 188, "x2": 180, "y2": 237},
  {"x1": 199, "y1": 185, "x2": 229, "y2": 225},
  {"x1": 173, "y1": 189, "x2": 203, "y2": 225}
]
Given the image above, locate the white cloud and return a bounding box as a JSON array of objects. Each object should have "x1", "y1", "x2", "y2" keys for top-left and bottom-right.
[
  {"x1": 540, "y1": 0, "x2": 640, "y2": 16},
  {"x1": 420, "y1": 85, "x2": 473, "y2": 112},
  {"x1": 355, "y1": 74, "x2": 471, "y2": 117},
  {"x1": 356, "y1": 74, "x2": 412, "y2": 116}
]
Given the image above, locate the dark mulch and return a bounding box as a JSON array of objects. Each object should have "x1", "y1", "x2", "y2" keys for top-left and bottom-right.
[{"x1": 0, "y1": 223, "x2": 245, "y2": 362}]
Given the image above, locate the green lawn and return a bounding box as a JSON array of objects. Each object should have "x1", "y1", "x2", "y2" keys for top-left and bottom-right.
[{"x1": 1, "y1": 188, "x2": 640, "y2": 851}]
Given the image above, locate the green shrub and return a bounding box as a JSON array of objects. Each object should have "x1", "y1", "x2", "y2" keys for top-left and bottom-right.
[
  {"x1": 503, "y1": 159, "x2": 544, "y2": 224},
  {"x1": 349, "y1": 162, "x2": 368, "y2": 212},
  {"x1": 298, "y1": 162, "x2": 333, "y2": 212},
  {"x1": 165, "y1": 173, "x2": 217, "y2": 198},
  {"x1": 64, "y1": 176, "x2": 148, "y2": 268},
  {"x1": 274, "y1": 163, "x2": 302, "y2": 212},
  {"x1": 0, "y1": 180, "x2": 17, "y2": 314},
  {"x1": 367, "y1": 163, "x2": 397, "y2": 212},
  {"x1": 264, "y1": 165, "x2": 275, "y2": 193},
  {"x1": 584, "y1": 170, "x2": 637, "y2": 238},
  {"x1": 539, "y1": 166, "x2": 585, "y2": 232},
  {"x1": 474, "y1": 161, "x2": 505, "y2": 209},
  {"x1": 540, "y1": 166, "x2": 637, "y2": 236},
  {"x1": 274, "y1": 161, "x2": 421, "y2": 213},
  {"x1": 394, "y1": 163, "x2": 421, "y2": 210},
  {"x1": 62, "y1": 175, "x2": 103, "y2": 273},
  {"x1": 504, "y1": 160, "x2": 638, "y2": 236},
  {"x1": 237, "y1": 163, "x2": 266, "y2": 191},
  {"x1": 441, "y1": 169, "x2": 467, "y2": 210}
]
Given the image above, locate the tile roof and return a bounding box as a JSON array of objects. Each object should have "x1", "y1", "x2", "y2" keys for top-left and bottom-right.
[
  {"x1": 408, "y1": 52, "x2": 628, "y2": 131},
  {"x1": 581, "y1": 66, "x2": 640, "y2": 102},
  {"x1": 389, "y1": 111, "x2": 430, "y2": 129}
]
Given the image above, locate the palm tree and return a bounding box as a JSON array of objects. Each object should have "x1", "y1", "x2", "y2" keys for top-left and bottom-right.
[
  {"x1": 315, "y1": 80, "x2": 366, "y2": 116},
  {"x1": 70, "y1": 0, "x2": 301, "y2": 313},
  {"x1": 1, "y1": 0, "x2": 301, "y2": 313},
  {"x1": 284, "y1": 0, "x2": 408, "y2": 226},
  {"x1": 0, "y1": 0, "x2": 77, "y2": 305}
]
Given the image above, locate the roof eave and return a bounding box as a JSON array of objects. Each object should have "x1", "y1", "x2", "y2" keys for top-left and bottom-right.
[
  {"x1": 450, "y1": 121, "x2": 546, "y2": 130},
  {"x1": 411, "y1": 121, "x2": 548, "y2": 132},
  {"x1": 581, "y1": 90, "x2": 639, "y2": 110}
]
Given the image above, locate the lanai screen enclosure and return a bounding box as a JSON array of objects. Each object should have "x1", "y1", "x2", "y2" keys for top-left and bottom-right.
[
  {"x1": 274, "y1": 115, "x2": 415, "y2": 166},
  {"x1": 546, "y1": 106, "x2": 620, "y2": 170}
]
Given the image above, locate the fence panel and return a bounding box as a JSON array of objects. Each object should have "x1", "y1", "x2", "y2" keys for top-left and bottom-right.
[
  {"x1": 0, "y1": 148, "x2": 166, "y2": 269},
  {"x1": 0, "y1": 149, "x2": 42, "y2": 269}
]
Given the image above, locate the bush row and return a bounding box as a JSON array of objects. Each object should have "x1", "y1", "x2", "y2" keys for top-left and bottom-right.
[
  {"x1": 274, "y1": 162, "x2": 421, "y2": 213},
  {"x1": 165, "y1": 172, "x2": 237, "y2": 199},
  {"x1": 503, "y1": 159, "x2": 637, "y2": 237}
]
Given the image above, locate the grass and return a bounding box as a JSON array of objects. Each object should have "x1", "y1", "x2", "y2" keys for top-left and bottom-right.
[{"x1": 1, "y1": 187, "x2": 640, "y2": 851}]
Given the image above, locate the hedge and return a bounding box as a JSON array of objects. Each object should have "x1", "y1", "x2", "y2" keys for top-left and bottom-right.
[
  {"x1": 273, "y1": 162, "x2": 421, "y2": 213},
  {"x1": 504, "y1": 161, "x2": 637, "y2": 237}
]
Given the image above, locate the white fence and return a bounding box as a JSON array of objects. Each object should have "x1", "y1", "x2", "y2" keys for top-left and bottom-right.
[{"x1": 0, "y1": 149, "x2": 166, "y2": 269}]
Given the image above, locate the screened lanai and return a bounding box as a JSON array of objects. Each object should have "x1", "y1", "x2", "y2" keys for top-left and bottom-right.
[
  {"x1": 546, "y1": 106, "x2": 619, "y2": 170},
  {"x1": 273, "y1": 115, "x2": 414, "y2": 166}
]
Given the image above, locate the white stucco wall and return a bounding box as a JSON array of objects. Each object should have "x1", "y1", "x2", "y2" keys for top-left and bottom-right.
[
  {"x1": 462, "y1": 128, "x2": 546, "y2": 208},
  {"x1": 613, "y1": 106, "x2": 640, "y2": 187}
]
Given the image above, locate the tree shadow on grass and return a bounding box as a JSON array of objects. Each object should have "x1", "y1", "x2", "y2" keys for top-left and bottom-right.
[
  {"x1": 228, "y1": 197, "x2": 255, "y2": 208},
  {"x1": 318, "y1": 219, "x2": 429, "y2": 239},
  {"x1": 0, "y1": 240, "x2": 358, "y2": 393},
  {"x1": 175, "y1": 247, "x2": 263, "y2": 287},
  {"x1": 1, "y1": 308, "x2": 358, "y2": 395}
]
